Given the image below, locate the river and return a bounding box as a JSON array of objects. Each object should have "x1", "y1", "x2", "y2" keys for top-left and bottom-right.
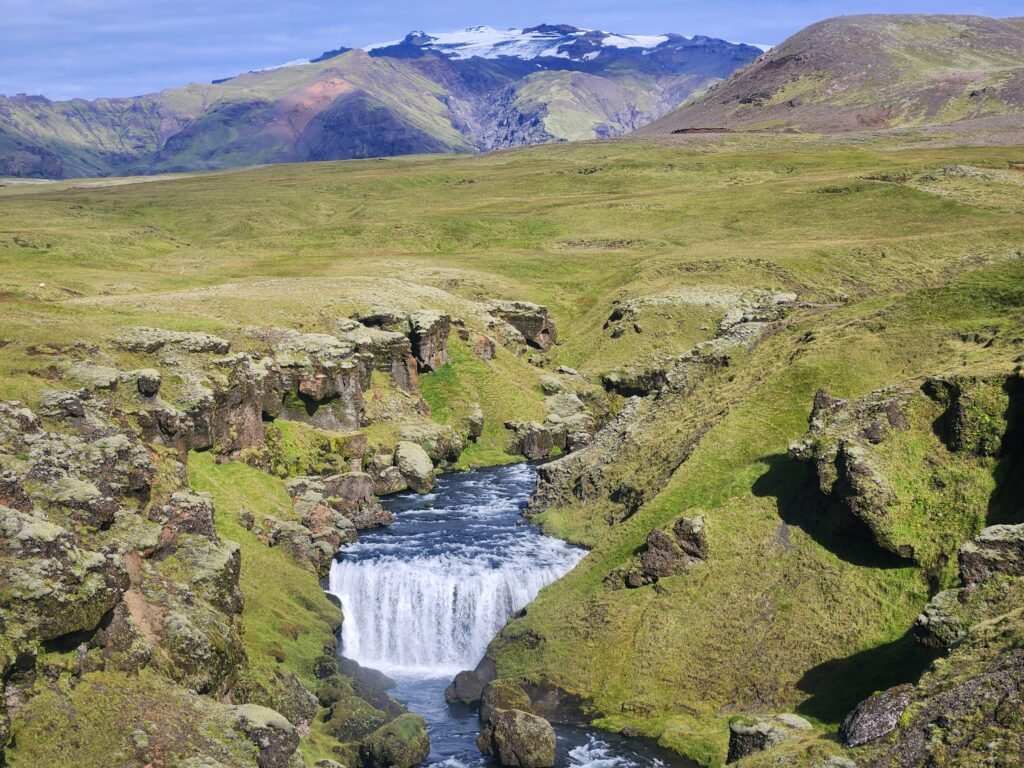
[{"x1": 327, "y1": 463, "x2": 690, "y2": 768}]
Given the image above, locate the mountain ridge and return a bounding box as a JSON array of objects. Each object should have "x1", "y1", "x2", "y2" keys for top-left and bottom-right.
[
  {"x1": 0, "y1": 24, "x2": 761, "y2": 179},
  {"x1": 641, "y1": 14, "x2": 1024, "y2": 135}
]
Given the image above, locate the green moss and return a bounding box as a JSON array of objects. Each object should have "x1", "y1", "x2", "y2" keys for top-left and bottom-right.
[
  {"x1": 186, "y1": 452, "x2": 345, "y2": 762},
  {"x1": 8, "y1": 670, "x2": 258, "y2": 767},
  {"x1": 420, "y1": 338, "x2": 546, "y2": 468}
]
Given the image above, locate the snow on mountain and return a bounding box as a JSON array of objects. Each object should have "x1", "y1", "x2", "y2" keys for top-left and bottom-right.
[{"x1": 363, "y1": 25, "x2": 678, "y2": 62}]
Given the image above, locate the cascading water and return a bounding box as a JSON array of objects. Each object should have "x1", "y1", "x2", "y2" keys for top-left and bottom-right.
[
  {"x1": 326, "y1": 464, "x2": 690, "y2": 768},
  {"x1": 328, "y1": 463, "x2": 583, "y2": 674}
]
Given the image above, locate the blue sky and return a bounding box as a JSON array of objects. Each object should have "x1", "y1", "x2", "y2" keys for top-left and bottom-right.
[{"x1": 1, "y1": 0, "x2": 1018, "y2": 100}]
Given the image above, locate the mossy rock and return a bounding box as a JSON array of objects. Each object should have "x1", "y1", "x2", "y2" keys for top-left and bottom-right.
[
  {"x1": 477, "y1": 708, "x2": 556, "y2": 768},
  {"x1": 358, "y1": 713, "x2": 430, "y2": 768}
]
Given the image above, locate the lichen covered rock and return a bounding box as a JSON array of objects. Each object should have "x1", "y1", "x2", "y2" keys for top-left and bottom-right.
[
  {"x1": 477, "y1": 708, "x2": 556, "y2": 768},
  {"x1": 839, "y1": 684, "x2": 914, "y2": 747},
  {"x1": 639, "y1": 515, "x2": 707, "y2": 578},
  {"x1": 726, "y1": 714, "x2": 812, "y2": 763},
  {"x1": 488, "y1": 301, "x2": 557, "y2": 351},
  {"x1": 394, "y1": 442, "x2": 435, "y2": 494},
  {"x1": 359, "y1": 712, "x2": 431, "y2": 768}
]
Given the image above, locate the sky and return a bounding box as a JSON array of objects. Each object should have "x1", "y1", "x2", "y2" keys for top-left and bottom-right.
[{"x1": 1, "y1": 0, "x2": 1018, "y2": 100}]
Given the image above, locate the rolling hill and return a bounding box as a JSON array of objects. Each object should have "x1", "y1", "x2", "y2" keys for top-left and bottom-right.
[
  {"x1": 0, "y1": 25, "x2": 761, "y2": 178},
  {"x1": 641, "y1": 14, "x2": 1024, "y2": 135}
]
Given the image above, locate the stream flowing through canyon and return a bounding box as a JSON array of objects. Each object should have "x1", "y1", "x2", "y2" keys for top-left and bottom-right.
[{"x1": 327, "y1": 463, "x2": 692, "y2": 768}]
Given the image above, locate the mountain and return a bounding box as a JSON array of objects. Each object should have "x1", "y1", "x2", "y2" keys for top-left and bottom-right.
[
  {"x1": 641, "y1": 14, "x2": 1024, "y2": 135},
  {"x1": 0, "y1": 25, "x2": 762, "y2": 178}
]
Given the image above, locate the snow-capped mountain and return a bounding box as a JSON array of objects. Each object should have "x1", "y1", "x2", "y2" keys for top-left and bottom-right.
[
  {"x1": 0, "y1": 23, "x2": 764, "y2": 178},
  {"x1": 364, "y1": 24, "x2": 679, "y2": 62}
]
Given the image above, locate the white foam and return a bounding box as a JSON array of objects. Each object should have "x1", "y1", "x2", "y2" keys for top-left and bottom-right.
[{"x1": 329, "y1": 545, "x2": 583, "y2": 672}]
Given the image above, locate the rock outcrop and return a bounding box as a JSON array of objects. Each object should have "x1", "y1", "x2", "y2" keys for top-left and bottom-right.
[
  {"x1": 231, "y1": 704, "x2": 300, "y2": 768},
  {"x1": 638, "y1": 515, "x2": 707, "y2": 578},
  {"x1": 408, "y1": 311, "x2": 451, "y2": 372},
  {"x1": 726, "y1": 714, "x2": 812, "y2": 763},
  {"x1": 488, "y1": 301, "x2": 558, "y2": 351},
  {"x1": 958, "y1": 523, "x2": 1024, "y2": 586}
]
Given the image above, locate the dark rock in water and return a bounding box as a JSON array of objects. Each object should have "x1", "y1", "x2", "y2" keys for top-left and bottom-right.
[
  {"x1": 839, "y1": 684, "x2": 914, "y2": 747},
  {"x1": 446, "y1": 669, "x2": 489, "y2": 706},
  {"x1": 359, "y1": 713, "x2": 431, "y2": 768},
  {"x1": 444, "y1": 656, "x2": 498, "y2": 708},
  {"x1": 231, "y1": 704, "x2": 300, "y2": 768},
  {"x1": 489, "y1": 301, "x2": 558, "y2": 351},
  {"x1": 726, "y1": 714, "x2": 812, "y2": 763},
  {"x1": 959, "y1": 524, "x2": 1024, "y2": 587},
  {"x1": 477, "y1": 708, "x2": 556, "y2": 768},
  {"x1": 338, "y1": 656, "x2": 396, "y2": 691}
]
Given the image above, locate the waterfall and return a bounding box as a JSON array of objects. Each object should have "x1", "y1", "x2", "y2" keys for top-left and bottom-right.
[{"x1": 329, "y1": 551, "x2": 580, "y2": 674}]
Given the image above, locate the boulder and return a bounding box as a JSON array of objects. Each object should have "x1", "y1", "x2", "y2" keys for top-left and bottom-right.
[
  {"x1": 399, "y1": 423, "x2": 464, "y2": 465},
  {"x1": 231, "y1": 704, "x2": 299, "y2": 768},
  {"x1": 368, "y1": 460, "x2": 409, "y2": 497},
  {"x1": 409, "y1": 311, "x2": 451, "y2": 372},
  {"x1": 959, "y1": 524, "x2": 1024, "y2": 586},
  {"x1": 155, "y1": 491, "x2": 219, "y2": 543},
  {"x1": 914, "y1": 588, "x2": 968, "y2": 648},
  {"x1": 470, "y1": 331, "x2": 497, "y2": 361},
  {"x1": 509, "y1": 422, "x2": 553, "y2": 461},
  {"x1": 602, "y1": 368, "x2": 669, "y2": 397},
  {"x1": 839, "y1": 684, "x2": 914, "y2": 747},
  {"x1": 726, "y1": 714, "x2": 812, "y2": 764},
  {"x1": 394, "y1": 442, "x2": 435, "y2": 494},
  {"x1": 133, "y1": 368, "x2": 162, "y2": 397},
  {"x1": 359, "y1": 713, "x2": 431, "y2": 768},
  {"x1": 640, "y1": 516, "x2": 707, "y2": 578},
  {"x1": 467, "y1": 403, "x2": 484, "y2": 442},
  {"x1": 489, "y1": 301, "x2": 558, "y2": 351},
  {"x1": 477, "y1": 709, "x2": 556, "y2": 768},
  {"x1": 445, "y1": 670, "x2": 489, "y2": 706}
]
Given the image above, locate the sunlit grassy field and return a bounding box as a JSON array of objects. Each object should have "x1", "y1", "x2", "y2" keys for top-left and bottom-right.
[{"x1": 3, "y1": 134, "x2": 1024, "y2": 766}]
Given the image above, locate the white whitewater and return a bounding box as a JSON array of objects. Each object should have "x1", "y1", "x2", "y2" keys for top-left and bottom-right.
[{"x1": 327, "y1": 463, "x2": 584, "y2": 675}]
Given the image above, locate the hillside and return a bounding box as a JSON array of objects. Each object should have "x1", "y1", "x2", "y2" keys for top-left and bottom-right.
[
  {"x1": 641, "y1": 14, "x2": 1024, "y2": 135},
  {"x1": 0, "y1": 26, "x2": 760, "y2": 179},
  {"x1": 1, "y1": 132, "x2": 1024, "y2": 767}
]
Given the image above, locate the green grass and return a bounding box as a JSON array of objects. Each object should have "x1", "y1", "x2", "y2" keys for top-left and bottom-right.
[
  {"x1": 419, "y1": 338, "x2": 547, "y2": 467},
  {"x1": 2, "y1": 135, "x2": 1024, "y2": 765},
  {"x1": 186, "y1": 451, "x2": 347, "y2": 764}
]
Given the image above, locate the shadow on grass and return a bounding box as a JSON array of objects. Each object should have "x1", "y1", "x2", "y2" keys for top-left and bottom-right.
[
  {"x1": 988, "y1": 375, "x2": 1024, "y2": 526},
  {"x1": 752, "y1": 453, "x2": 908, "y2": 569},
  {"x1": 794, "y1": 629, "x2": 938, "y2": 725}
]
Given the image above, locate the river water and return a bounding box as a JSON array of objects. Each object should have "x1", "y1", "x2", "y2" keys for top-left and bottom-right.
[{"x1": 327, "y1": 463, "x2": 690, "y2": 768}]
